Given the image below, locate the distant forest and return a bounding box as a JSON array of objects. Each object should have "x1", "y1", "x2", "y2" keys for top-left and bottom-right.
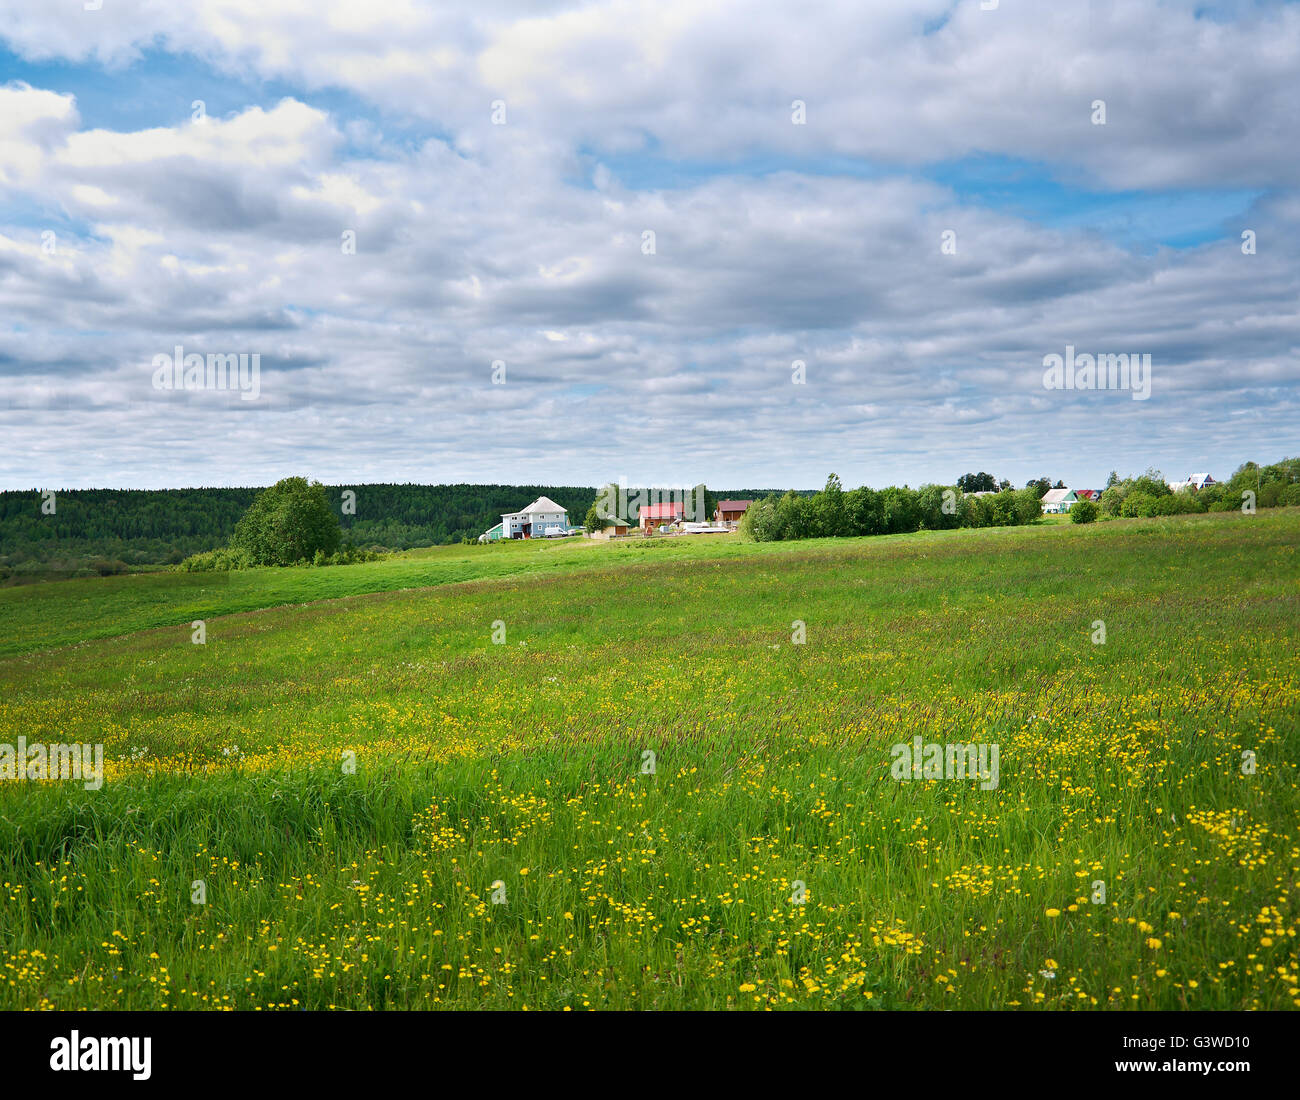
[{"x1": 0, "y1": 483, "x2": 785, "y2": 580}]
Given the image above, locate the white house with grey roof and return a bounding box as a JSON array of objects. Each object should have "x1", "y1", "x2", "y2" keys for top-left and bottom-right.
[
  {"x1": 480, "y1": 496, "x2": 575, "y2": 541},
  {"x1": 1040, "y1": 487, "x2": 1080, "y2": 513}
]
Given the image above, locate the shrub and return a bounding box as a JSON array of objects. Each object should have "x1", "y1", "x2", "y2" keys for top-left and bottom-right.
[
  {"x1": 1070, "y1": 499, "x2": 1099, "y2": 524},
  {"x1": 1120, "y1": 493, "x2": 1157, "y2": 518},
  {"x1": 1152, "y1": 495, "x2": 1180, "y2": 516},
  {"x1": 177, "y1": 547, "x2": 254, "y2": 572},
  {"x1": 1197, "y1": 484, "x2": 1225, "y2": 508},
  {"x1": 1259, "y1": 482, "x2": 1284, "y2": 508}
]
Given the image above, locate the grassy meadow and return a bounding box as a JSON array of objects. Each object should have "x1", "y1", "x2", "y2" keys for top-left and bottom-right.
[{"x1": 1, "y1": 510, "x2": 1297, "y2": 1009}]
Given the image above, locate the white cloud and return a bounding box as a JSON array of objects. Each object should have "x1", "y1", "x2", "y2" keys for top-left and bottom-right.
[
  {"x1": 4, "y1": 1, "x2": 1298, "y2": 187},
  {"x1": 0, "y1": 2, "x2": 1297, "y2": 490},
  {"x1": 0, "y1": 83, "x2": 78, "y2": 185}
]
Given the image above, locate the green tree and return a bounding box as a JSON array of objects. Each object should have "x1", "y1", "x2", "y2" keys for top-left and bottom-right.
[
  {"x1": 809, "y1": 474, "x2": 846, "y2": 537},
  {"x1": 232, "y1": 477, "x2": 341, "y2": 566},
  {"x1": 879, "y1": 486, "x2": 920, "y2": 533},
  {"x1": 1133, "y1": 469, "x2": 1171, "y2": 498},
  {"x1": 1098, "y1": 486, "x2": 1123, "y2": 516},
  {"x1": 960, "y1": 492, "x2": 992, "y2": 528},
  {"x1": 957, "y1": 472, "x2": 997, "y2": 493},
  {"x1": 917, "y1": 484, "x2": 960, "y2": 530},
  {"x1": 1011, "y1": 487, "x2": 1043, "y2": 525},
  {"x1": 845, "y1": 487, "x2": 883, "y2": 535},
  {"x1": 774, "y1": 491, "x2": 811, "y2": 540}
]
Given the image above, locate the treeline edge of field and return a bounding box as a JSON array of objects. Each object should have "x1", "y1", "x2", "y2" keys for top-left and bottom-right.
[{"x1": 0, "y1": 482, "x2": 790, "y2": 581}]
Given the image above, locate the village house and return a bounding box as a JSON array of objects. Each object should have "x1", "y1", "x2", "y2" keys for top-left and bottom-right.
[
  {"x1": 1040, "y1": 487, "x2": 1081, "y2": 514},
  {"x1": 1168, "y1": 472, "x2": 1216, "y2": 493},
  {"x1": 640, "y1": 501, "x2": 684, "y2": 532},
  {"x1": 480, "y1": 496, "x2": 574, "y2": 541},
  {"x1": 714, "y1": 499, "x2": 754, "y2": 528}
]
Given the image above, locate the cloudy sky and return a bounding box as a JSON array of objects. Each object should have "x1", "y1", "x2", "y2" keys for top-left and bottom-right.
[{"x1": 1, "y1": 0, "x2": 1298, "y2": 492}]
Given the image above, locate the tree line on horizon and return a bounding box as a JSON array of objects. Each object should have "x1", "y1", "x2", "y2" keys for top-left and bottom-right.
[
  {"x1": 740, "y1": 475, "x2": 1043, "y2": 541},
  {"x1": 0, "y1": 482, "x2": 595, "y2": 581},
  {"x1": 3, "y1": 458, "x2": 1295, "y2": 580},
  {"x1": 1095, "y1": 459, "x2": 1300, "y2": 517},
  {"x1": 0, "y1": 480, "x2": 772, "y2": 580},
  {"x1": 739, "y1": 457, "x2": 1300, "y2": 542}
]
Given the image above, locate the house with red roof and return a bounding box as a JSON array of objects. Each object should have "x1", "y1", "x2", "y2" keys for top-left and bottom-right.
[{"x1": 640, "y1": 501, "x2": 685, "y2": 532}]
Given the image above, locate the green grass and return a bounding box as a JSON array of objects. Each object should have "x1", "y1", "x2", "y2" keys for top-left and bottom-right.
[
  {"x1": 1, "y1": 511, "x2": 1297, "y2": 1009},
  {"x1": 0, "y1": 532, "x2": 800, "y2": 658}
]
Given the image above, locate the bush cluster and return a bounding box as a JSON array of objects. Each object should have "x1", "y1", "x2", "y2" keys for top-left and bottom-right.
[
  {"x1": 739, "y1": 476, "x2": 1042, "y2": 542},
  {"x1": 1099, "y1": 459, "x2": 1300, "y2": 518}
]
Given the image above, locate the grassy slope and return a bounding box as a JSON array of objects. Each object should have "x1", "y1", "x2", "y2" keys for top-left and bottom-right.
[
  {"x1": 1, "y1": 511, "x2": 1297, "y2": 1009},
  {"x1": 0, "y1": 533, "x2": 798, "y2": 658},
  {"x1": 0, "y1": 520, "x2": 1086, "y2": 659}
]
